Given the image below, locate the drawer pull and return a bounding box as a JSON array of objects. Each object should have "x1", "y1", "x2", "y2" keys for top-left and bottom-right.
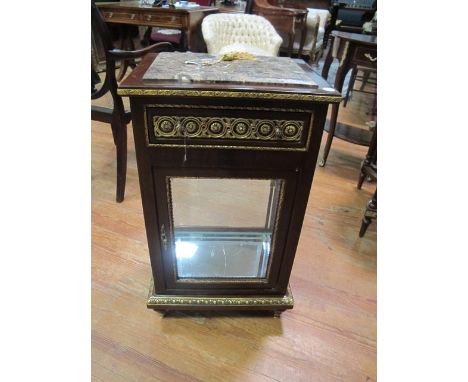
[
  {"x1": 130, "y1": 13, "x2": 136, "y2": 20},
  {"x1": 106, "y1": 12, "x2": 113, "y2": 18},
  {"x1": 364, "y1": 53, "x2": 377, "y2": 62},
  {"x1": 146, "y1": 15, "x2": 152, "y2": 21}
]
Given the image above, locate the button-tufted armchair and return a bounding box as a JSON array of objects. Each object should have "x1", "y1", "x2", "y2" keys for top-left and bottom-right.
[{"x1": 201, "y1": 13, "x2": 283, "y2": 56}]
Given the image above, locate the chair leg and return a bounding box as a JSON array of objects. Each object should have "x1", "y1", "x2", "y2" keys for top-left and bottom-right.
[
  {"x1": 112, "y1": 120, "x2": 127, "y2": 203},
  {"x1": 357, "y1": 170, "x2": 366, "y2": 189},
  {"x1": 359, "y1": 190, "x2": 377, "y2": 237},
  {"x1": 359, "y1": 216, "x2": 371, "y2": 237}
]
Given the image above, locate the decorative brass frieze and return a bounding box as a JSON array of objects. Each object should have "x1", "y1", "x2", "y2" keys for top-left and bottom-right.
[
  {"x1": 147, "y1": 281, "x2": 294, "y2": 308},
  {"x1": 117, "y1": 88, "x2": 342, "y2": 102},
  {"x1": 152, "y1": 115, "x2": 303, "y2": 142},
  {"x1": 143, "y1": 104, "x2": 315, "y2": 151}
]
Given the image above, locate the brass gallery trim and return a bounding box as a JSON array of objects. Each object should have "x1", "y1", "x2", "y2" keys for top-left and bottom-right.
[
  {"x1": 145, "y1": 104, "x2": 313, "y2": 112},
  {"x1": 147, "y1": 285, "x2": 294, "y2": 307},
  {"x1": 145, "y1": 143, "x2": 308, "y2": 151},
  {"x1": 118, "y1": 88, "x2": 342, "y2": 102}
]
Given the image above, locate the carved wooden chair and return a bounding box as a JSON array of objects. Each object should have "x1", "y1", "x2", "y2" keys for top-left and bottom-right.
[
  {"x1": 248, "y1": 0, "x2": 308, "y2": 57},
  {"x1": 266, "y1": 0, "x2": 338, "y2": 64},
  {"x1": 91, "y1": 0, "x2": 173, "y2": 202}
]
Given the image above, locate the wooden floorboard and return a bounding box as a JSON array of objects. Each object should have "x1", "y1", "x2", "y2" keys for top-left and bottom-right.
[{"x1": 92, "y1": 66, "x2": 376, "y2": 382}]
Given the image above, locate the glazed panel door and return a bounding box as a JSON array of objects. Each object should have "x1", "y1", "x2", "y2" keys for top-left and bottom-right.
[{"x1": 153, "y1": 168, "x2": 298, "y2": 294}]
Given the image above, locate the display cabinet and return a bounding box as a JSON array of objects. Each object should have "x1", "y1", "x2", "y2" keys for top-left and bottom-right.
[{"x1": 118, "y1": 52, "x2": 341, "y2": 314}]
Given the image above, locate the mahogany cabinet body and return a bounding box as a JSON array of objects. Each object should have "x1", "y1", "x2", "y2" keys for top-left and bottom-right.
[{"x1": 119, "y1": 53, "x2": 341, "y2": 312}]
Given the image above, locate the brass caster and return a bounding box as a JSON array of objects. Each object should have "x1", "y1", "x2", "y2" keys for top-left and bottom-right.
[
  {"x1": 318, "y1": 158, "x2": 326, "y2": 167},
  {"x1": 273, "y1": 311, "x2": 282, "y2": 318}
]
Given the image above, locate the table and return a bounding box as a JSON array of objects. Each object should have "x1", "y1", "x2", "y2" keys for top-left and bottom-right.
[
  {"x1": 320, "y1": 30, "x2": 376, "y2": 166},
  {"x1": 118, "y1": 53, "x2": 341, "y2": 314},
  {"x1": 96, "y1": 1, "x2": 219, "y2": 52}
]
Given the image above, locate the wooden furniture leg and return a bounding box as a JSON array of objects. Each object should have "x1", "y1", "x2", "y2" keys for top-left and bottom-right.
[
  {"x1": 359, "y1": 189, "x2": 377, "y2": 237},
  {"x1": 319, "y1": 64, "x2": 349, "y2": 167},
  {"x1": 359, "y1": 69, "x2": 371, "y2": 91},
  {"x1": 112, "y1": 115, "x2": 127, "y2": 203},
  {"x1": 357, "y1": 123, "x2": 377, "y2": 189},
  {"x1": 321, "y1": 37, "x2": 334, "y2": 81},
  {"x1": 343, "y1": 66, "x2": 357, "y2": 107},
  {"x1": 287, "y1": 31, "x2": 294, "y2": 57}
]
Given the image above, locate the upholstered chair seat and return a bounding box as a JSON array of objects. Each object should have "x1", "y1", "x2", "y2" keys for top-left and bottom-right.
[
  {"x1": 202, "y1": 14, "x2": 283, "y2": 56},
  {"x1": 150, "y1": 28, "x2": 182, "y2": 45}
]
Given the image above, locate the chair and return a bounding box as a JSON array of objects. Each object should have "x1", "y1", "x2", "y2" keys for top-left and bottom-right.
[
  {"x1": 91, "y1": 0, "x2": 173, "y2": 202},
  {"x1": 299, "y1": 7, "x2": 331, "y2": 64},
  {"x1": 201, "y1": 13, "x2": 283, "y2": 56},
  {"x1": 249, "y1": 0, "x2": 307, "y2": 57},
  {"x1": 258, "y1": 0, "x2": 338, "y2": 61}
]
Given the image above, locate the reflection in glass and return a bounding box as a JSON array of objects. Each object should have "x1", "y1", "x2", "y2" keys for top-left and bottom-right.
[{"x1": 169, "y1": 177, "x2": 283, "y2": 279}]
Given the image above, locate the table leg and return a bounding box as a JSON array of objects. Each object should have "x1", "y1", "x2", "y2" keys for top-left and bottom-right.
[
  {"x1": 321, "y1": 36, "x2": 334, "y2": 80},
  {"x1": 343, "y1": 66, "x2": 357, "y2": 107},
  {"x1": 319, "y1": 64, "x2": 349, "y2": 167}
]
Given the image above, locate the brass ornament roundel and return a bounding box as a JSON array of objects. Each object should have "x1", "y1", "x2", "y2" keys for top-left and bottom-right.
[
  {"x1": 283, "y1": 123, "x2": 300, "y2": 139},
  {"x1": 207, "y1": 118, "x2": 225, "y2": 137},
  {"x1": 182, "y1": 117, "x2": 201, "y2": 137},
  {"x1": 257, "y1": 122, "x2": 274, "y2": 137},
  {"x1": 232, "y1": 119, "x2": 250, "y2": 137},
  {"x1": 155, "y1": 117, "x2": 176, "y2": 136}
]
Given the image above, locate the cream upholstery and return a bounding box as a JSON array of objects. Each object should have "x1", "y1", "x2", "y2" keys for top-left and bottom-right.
[
  {"x1": 306, "y1": 8, "x2": 331, "y2": 52},
  {"x1": 202, "y1": 14, "x2": 283, "y2": 57},
  {"x1": 290, "y1": 8, "x2": 330, "y2": 64}
]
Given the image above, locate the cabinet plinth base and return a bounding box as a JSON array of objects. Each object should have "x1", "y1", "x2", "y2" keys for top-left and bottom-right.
[{"x1": 146, "y1": 282, "x2": 294, "y2": 312}]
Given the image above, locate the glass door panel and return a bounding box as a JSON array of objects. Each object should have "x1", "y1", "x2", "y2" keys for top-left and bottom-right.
[{"x1": 168, "y1": 177, "x2": 283, "y2": 280}]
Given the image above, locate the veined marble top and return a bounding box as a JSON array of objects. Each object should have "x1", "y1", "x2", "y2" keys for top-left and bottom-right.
[{"x1": 142, "y1": 52, "x2": 318, "y2": 87}]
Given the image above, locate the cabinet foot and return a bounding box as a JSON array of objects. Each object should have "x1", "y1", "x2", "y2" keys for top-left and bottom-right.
[{"x1": 152, "y1": 309, "x2": 168, "y2": 317}]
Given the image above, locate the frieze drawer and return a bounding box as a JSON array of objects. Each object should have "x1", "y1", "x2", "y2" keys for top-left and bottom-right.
[
  {"x1": 352, "y1": 47, "x2": 377, "y2": 67},
  {"x1": 144, "y1": 105, "x2": 314, "y2": 151},
  {"x1": 138, "y1": 13, "x2": 184, "y2": 27},
  {"x1": 103, "y1": 11, "x2": 139, "y2": 23}
]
